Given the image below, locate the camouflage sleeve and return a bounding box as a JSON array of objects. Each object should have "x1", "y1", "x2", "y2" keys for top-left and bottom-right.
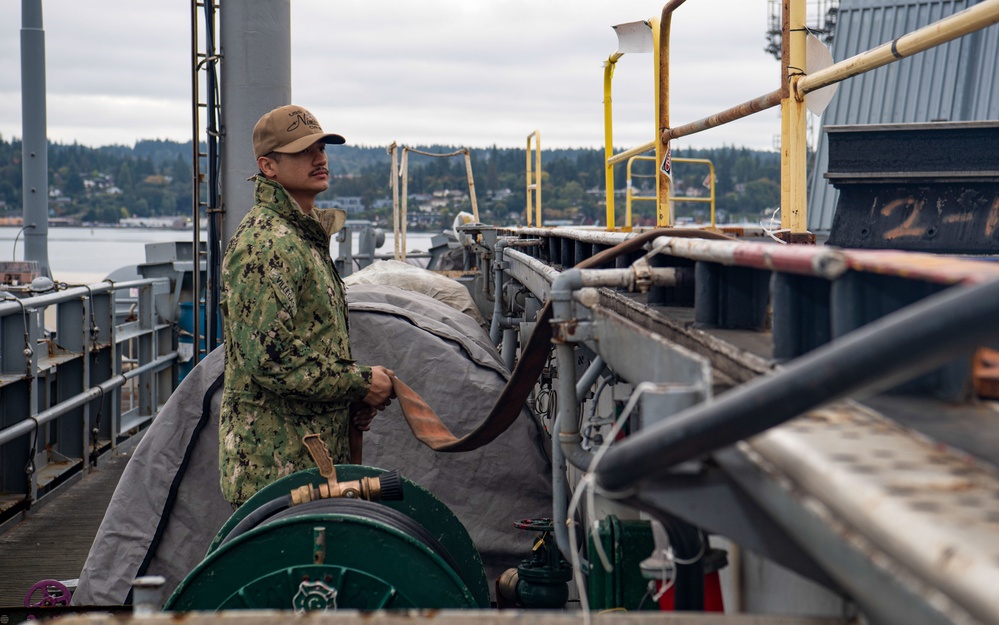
[{"x1": 223, "y1": 232, "x2": 371, "y2": 405}]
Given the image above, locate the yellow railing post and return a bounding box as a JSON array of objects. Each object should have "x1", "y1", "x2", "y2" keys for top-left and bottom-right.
[
  {"x1": 602, "y1": 20, "x2": 654, "y2": 231},
  {"x1": 647, "y1": 0, "x2": 999, "y2": 155},
  {"x1": 705, "y1": 159, "x2": 717, "y2": 229},
  {"x1": 654, "y1": 12, "x2": 670, "y2": 227},
  {"x1": 780, "y1": 0, "x2": 811, "y2": 242},
  {"x1": 526, "y1": 130, "x2": 542, "y2": 227},
  {"x1": 604, "y1": 53, "x2": 623, "y2": 231}
]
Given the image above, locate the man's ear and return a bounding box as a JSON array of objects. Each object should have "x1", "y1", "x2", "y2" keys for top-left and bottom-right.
[{"x1": 258, "y1": 155, "x2": 277, "y2": 178}]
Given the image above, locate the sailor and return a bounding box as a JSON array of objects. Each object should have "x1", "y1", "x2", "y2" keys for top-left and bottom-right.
[{"x1": 218, "y1": 104, "x2": 395, "y2": 506}]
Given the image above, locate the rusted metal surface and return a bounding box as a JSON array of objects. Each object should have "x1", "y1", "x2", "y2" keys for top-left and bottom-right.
[
  {"x1": 661, "y1": 89, "x2": 784, "y2": 144},
  {"x1": 773, "y1": 232, "x2": 816, "y2": 245},
  {"x1": 649, "y1": 233, "x2": 999, "y2": 285},
  {"x1": 652, "y1": 236, "x2": 848, "y2": 279},
  {"x1": 841, "y1": 249, "x2": 999, "y2": 284},
  {"x1": 725, "y1": 442, "x2": 972, "y2": 625}
]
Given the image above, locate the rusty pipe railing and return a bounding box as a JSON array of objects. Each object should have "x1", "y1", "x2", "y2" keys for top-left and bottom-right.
[
  {"x1": 653, "y1": 0, "x2": 999, "y2": 238},
  {"x1": 661, "y1": 90, "x2": 784, "y2": 144},
  {"x1": 797, "y1": 0, "x2": 999, "y2": 97}
]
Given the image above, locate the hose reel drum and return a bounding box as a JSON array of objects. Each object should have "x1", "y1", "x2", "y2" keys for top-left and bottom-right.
[{"x1": 165, "y1": 465, "x2": 491, "y2": 611}]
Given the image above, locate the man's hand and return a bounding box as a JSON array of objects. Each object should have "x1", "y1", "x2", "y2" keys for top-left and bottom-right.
[
  {"x1": 350, "y1": 402, "x2": 377, "y2": 431},
  {"x1": 362, "y1": 365, "x2": 395, "y2": 408}
]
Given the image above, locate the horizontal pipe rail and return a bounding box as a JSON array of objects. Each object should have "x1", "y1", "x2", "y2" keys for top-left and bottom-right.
[
  {"x1": 650, "y1": 236, "x2": 999, "y2": 285},
  {"x1": 844, "y1": 250, "x2": 999, "y2": 285},
  {"x1": 0, "y1": 278, "x2": 167, "y2": 315},
  {"x1": 651, "y1": 236, "x2": 848, "y2": 280},
  {"x1": 507, "y1": 227, "x2": 640, "y2": 247},
  {"x1": 797, "y1": 0, "x2": 999, "y2": 96},
  {"x1": 607, "y1": 140, "x2": 655, "y2": 167},
  {"x1": 0, "y1": 353, "x2": 177, "y2": 446},
  {"x1": 506, "y1": 231, "x2": 999, "y2": 286},
  {"x1": 504, "y1": 248, "x2": 561, "y2": 302},
  {"x1": 661, "y1": 89, "x2": 783, "y2": 143},
  {"x1": 577, "y1": 267, "x2": 677, "y2": 290},
  {"x1": 502, "y1": 238, "x2": 544, "y2": 248}
]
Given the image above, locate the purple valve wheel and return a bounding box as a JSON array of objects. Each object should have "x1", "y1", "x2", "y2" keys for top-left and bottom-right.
[{"x1": 24, "y1": 579, "x2": 72, "y2": 608}]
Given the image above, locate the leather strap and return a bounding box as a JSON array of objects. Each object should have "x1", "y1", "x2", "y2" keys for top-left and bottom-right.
[{"x1": 348, "y1": 425, "x2": 364, "y2": 465}]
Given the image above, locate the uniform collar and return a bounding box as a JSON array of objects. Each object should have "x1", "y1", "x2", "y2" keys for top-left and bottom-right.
[{"x1": 252, "y1": 175, "x2": 329, "y2": 244}]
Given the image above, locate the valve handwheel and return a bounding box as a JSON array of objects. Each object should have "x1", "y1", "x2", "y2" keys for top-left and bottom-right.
[{"x1": 24, "y1": 579, "x2": 72, "y2": 608}]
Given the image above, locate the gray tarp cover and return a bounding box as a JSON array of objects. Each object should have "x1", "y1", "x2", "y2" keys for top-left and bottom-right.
[{"x1": 73, "y1": 284, "x2": 551, "y2": 605}]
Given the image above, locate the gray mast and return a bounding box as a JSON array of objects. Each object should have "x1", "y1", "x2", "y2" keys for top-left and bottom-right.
[
  {"x1": 219, "y1": 0, "x2": 291, "y2": 245},
  {"x1": 20, "y1": 0, "x2": 50, "y2": 277}
]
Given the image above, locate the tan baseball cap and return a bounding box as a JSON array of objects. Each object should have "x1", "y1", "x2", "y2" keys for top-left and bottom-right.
[{"x1": 252, "y1": 104, "x2": 345, "y2": 158}]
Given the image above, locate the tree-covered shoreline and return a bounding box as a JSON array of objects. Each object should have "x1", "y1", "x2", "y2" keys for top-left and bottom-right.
[{"x1": 0, "y1": 137, "x2": 781, "y2": 229}]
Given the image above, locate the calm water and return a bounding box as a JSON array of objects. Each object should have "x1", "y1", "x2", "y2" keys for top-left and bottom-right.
[{"x1": 0, "y1": 226, "x2": 437, "y2": 283}]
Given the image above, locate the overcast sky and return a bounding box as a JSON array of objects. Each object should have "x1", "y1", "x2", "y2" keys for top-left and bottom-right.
[{"x1": 1, "y1": 1, "x2": 785, "y2": 152}]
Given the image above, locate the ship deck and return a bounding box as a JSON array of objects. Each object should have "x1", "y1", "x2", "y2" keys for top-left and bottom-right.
[
  {"x1": 3, "y1": 228, "x2": 999, "y2": 622},
  {"x1": 0, "y1": 452, "x2": 129, "y2": 610}
]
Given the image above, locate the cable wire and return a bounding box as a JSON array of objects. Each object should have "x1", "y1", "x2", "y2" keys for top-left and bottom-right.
[{"x1": 566, "y1": 381, "x2": 659, "y2": 623}]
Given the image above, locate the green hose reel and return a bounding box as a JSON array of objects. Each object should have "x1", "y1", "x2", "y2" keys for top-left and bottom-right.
[{"x1": 165, "y1": 465, "x2": 490, "y2": 611}]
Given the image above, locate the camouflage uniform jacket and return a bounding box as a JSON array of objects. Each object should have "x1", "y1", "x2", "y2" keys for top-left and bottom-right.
[{"x1": 219, "y1": 175, "x2": 372, "y2": 505}]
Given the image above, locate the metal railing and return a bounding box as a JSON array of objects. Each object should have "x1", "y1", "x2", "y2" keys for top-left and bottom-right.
[
  {"x1": 601, "y1": 20, "x2": 654, "y2": 231},
  {"x1": 525, "y1": 130, "x2": 542, "y2": 227},
  {"x1": 626, "y1": 155, "x2": 716, "y2": 229},
  {"x1": 490, "y1": 222, "x2": 999, "y2": 621},
  {"x1": 599, "y1": 0, "x2": 999, "y2": 236},
  {"x1": 388, "y1": 143, "x2": 480, "y2": 262},
  {"x1": 0, "y1": 278, "x2": 177, "y2": 517},
  {"x1": 656, "y1": 0, "x2": 999, "y2": 240}
]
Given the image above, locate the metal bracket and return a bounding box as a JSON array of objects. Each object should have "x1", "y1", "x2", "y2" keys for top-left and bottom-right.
[{"x1": 632, "y1": 259, "x2": 653, "y2": 293}]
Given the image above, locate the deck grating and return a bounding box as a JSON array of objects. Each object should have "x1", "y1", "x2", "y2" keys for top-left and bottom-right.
[{"x1": 0, "y1": 452, "x2": 129, "y2": 607}]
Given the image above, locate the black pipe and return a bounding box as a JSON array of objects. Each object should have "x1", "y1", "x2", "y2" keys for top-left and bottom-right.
[
  {"x1": 219, "y1": 494, "x2": 292, "y2": 547},
  {"x1": 663, "y1": 517, "x2": 705, "y2": 611},
  {"x1": 596, "y1": 277, "x2": 999, "y2": 493}
]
